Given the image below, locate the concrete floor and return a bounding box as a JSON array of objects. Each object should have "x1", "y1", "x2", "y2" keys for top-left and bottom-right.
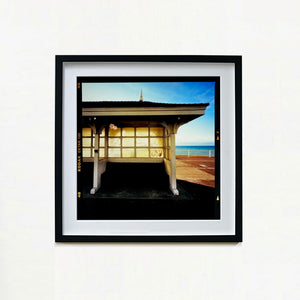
[{"x1": 78, "y1": 162, "x2": 219, "y2": 220}]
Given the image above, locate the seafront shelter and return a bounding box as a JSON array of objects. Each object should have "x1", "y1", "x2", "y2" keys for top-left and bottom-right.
[{"x1": 81, "y1": 92, "x2": 208, "y2": 195}]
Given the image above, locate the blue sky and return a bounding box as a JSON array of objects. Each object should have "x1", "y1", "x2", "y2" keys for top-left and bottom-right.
[{"x1": 82, "y1": 82, "x2": 215, "y2": 146}]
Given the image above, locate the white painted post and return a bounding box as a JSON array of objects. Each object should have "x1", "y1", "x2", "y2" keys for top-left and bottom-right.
[
  {"x1": 209, "y1": 150, "x2": 211, "y2": 158},
  {"x1": 90, "y1": 129, "x2": 99, "y2": 194},
  {"x1": 188, "y1": 150, "x2": 190, "y2": 158},
  {"x1": 105, "y1": 126, "x2": 108, "y2": 158},
  {"x1": 169, "y1": 132, "x2": 179, "y2": 195}
]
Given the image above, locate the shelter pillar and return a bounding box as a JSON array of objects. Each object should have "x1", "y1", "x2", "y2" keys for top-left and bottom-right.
[
  {"x1": 105, "y1": 126, "x2": 108, "y2": 158},
  {"x1": 90, "y1": 126, "x2": 100, "y2": 194},
  {"x1": 169, "y1": 131, "x2": 179, "y2": 195},
  {"x1": 90, "y1": 126, "x2": 107, "y2": 195},
  {"x1": 162, "y1": 122, "x2": 182, "y2": 195}
]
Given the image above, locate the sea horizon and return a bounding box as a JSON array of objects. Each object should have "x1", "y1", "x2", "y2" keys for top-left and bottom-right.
[{"x1": 176, "y1": 145, "x2": 215, "y2": 157}]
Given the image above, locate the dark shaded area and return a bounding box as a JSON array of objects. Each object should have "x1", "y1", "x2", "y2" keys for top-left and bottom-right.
[{"x1": 78, "y1": 162, "x2": 219, "y2": 220}]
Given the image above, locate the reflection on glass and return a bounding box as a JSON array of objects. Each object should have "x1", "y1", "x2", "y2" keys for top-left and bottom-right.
[
  {"x1": 123, "y1": 148, "x2": 135, "y2": 157},
  {"x1": 99, "y1": 148, "x2": 105, "y2": 157},
  {"x1": 82, "y1": 128, "x2": 91, "y2": 136},
  {"x1": 150, "y1": 128, "x2": 163, "y2": 136},
  {"x1": 150, "y1": 149, "x2": 163, "y2": 158},
  {"x1": 82, "y1": 138, "x2": 91, "y2": 147},
  {"x1": 123, "y1": 138, "x2": 134, "y2": 147},
  {"x1": 136, "y1": 127, "x2": 148, "y2": 136},
  {"x1": 136, "y1": 138, "x2": 148, "y2": 147},
  {"x1": 136, "y1": 148, "x2": 149, "y2": 157},
  {"x1": 109, "y1": 138, "x2": 121, "y2": 147},
  {"x1": 150, "y1": 138, "x2": 163, "y2": 147},
  {"x1": 109, "y1": 128, "x2": 121, "y2": 137},
  {"x1": 122, "y1": 128, "x2": 134, "y2": 136},
  {"x1": 99, "y1": 138, "x2": 105, "y2": 147},
  {"x1": 109, "y1": 148, "x2": 121, "y2": 157},
  {"x1": 82, "y1": 148, "x2": 91, "y2": 157}
]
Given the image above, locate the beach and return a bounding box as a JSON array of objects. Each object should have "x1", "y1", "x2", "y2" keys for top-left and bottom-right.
[{"x1": 176, "y1": 155, "x2": 215, "y2": 188}]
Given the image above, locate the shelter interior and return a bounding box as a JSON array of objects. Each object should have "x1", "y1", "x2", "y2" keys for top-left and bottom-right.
[
  {"x1": 82, "y1": 126, "x2": 169, "y2": 161},
  {"x1": 80, "y1": 99, "x2": 208, "y2": 196},
  {"x1": 81, "y1": 123, "x2": 179, "y2": 195}
]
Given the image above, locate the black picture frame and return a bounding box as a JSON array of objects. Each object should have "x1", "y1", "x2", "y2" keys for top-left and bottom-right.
[{"x1": 55, "y1": 55, "x2": 242, "y2": 242}]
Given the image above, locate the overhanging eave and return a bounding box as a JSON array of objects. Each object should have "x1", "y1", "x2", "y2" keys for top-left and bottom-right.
[{"x1": 82, "y1": 107, "x2": 207, "y2": 117}]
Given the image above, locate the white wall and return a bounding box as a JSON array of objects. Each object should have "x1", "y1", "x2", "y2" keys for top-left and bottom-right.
[{"x1": 1, "y1": 0, "x2": 299, "y2": 299}]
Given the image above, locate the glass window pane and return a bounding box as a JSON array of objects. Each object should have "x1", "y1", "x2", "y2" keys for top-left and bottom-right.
[
  {"x1": 136, "y1": 138, "x2": 148, "y2": 147},
  {"x1": 123, "y1": 138, "x2": 134, "y2": 147},
  {"x1": 82, "y1": 128, "x2": 91, "y2": 136},
  {"x1": 123, "y1": 148, "x2": 135, "y2": 157},
  {"x1": 99, "y1": 138, "x2": 105, "y2": 147},
  {"x1": 99, "y1": 148, "x2": 105, "y2": 157},
  {"x1": 136, "y1": 148, "x2": 149, "y2": 157},
  {"x1": 150, "y1": 127, "x2": 163, "y2": 136},
  {"x1": 136, "y1": 127, "x2": 148, "y2": 136},
  {"x1": 109, "y1": 148, "x2": 121, "y2": 157},
  {"x1": 82, "y1": 148, "x2": 91, "y2": 157},
  {"x1": 150, "y1": 149, "x2": 163, "y2": 158},
  {"x1": 82, "y1": 138, "x2": 91, "y2": 147},
  {"x1": 150, "y1": 138, "x2": 163, "y2": 147},
  {"x1": 100, "y1": 129, "x2": 105, "y2": 136},
  {"x1": 109, "y1": 128, "x2": 121, "y2": 137},
  {"x1": 122, "y1": 127, "x2": 134, "y2": 136},
  {"x1": 109, "y1": 138, "x2": 121, "y2": 147}
]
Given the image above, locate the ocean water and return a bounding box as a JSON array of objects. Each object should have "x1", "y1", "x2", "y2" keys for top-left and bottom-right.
[{"x1": 176, "y1": 146, "x2": 215, "y2": 157}]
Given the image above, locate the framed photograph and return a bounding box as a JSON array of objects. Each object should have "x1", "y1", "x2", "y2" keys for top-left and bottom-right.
[{"x1": 55, "y1": 55, "x2": 242, "y2": 242}]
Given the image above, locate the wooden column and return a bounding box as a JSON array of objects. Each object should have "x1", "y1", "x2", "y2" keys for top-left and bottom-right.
[
  {"x1": 93, "y1": 131, "x2": 99, "y2": 186},
  {"x1": 105, "y1": 126, "x2": 109, "y2": 158},
  {"x1": 90, "y1": 127, "x2": 99, "y2": 194},
  {"x1": 169, "y1": 131, "x2": 179, "y2": 195}
]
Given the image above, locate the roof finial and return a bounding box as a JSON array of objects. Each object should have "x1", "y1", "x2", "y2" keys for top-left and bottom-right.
[{"x1": 139, "y1": 89, "x2": 143, "y2": 102}]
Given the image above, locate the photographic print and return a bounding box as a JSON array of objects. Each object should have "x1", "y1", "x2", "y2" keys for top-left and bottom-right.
[
  {"x1": 77, "y1": 77, "x2": 220, "y2": 220},
  {"x1": 55, "y1": 55, "x2": 242, "y2": 242}
]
